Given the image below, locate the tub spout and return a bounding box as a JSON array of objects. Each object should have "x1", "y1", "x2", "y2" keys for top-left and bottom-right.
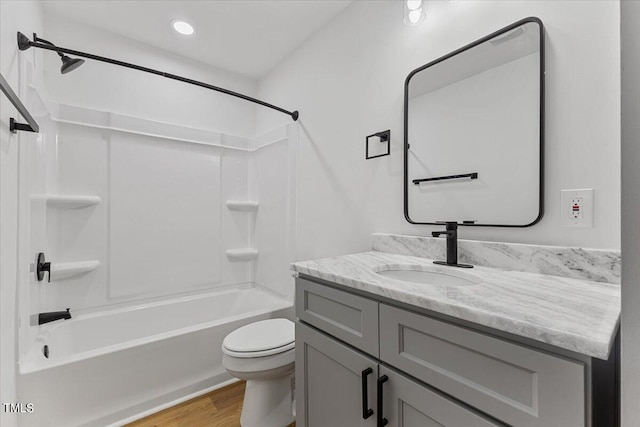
[{"x1": 39, "y1": 308, "x2": 71, "y2": 325}]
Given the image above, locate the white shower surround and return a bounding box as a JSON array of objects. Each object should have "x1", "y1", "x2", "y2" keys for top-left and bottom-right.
[{"x1": 16, "y1": 93, "x2": 298, "y2": 425}]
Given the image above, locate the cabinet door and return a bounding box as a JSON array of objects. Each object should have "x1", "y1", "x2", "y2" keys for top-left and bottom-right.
[
  {"x1": 378, "y1": 366, "x2": 502, "y2": 427},
  {"x1": 296, "y1": 322, "x2": 378, "y2": 427}
]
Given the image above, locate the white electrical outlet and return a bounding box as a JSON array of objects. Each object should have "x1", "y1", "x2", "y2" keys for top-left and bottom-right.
[
  {"x1": 561, "y1": 189, "x2": 593, "y2": 228},
  {"x1": 570, "y1": 197, "x2": 583, "y2": 219}
]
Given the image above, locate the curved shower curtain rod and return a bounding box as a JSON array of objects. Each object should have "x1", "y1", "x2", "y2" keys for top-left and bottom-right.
[{"x1": 17, "y1": 32, "x2": 299, "y2": 122}]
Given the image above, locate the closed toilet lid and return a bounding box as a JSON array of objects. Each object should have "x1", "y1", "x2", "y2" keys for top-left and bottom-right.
[{"x1": 223, "y1": 318, "x2": 295, "y2": 358}]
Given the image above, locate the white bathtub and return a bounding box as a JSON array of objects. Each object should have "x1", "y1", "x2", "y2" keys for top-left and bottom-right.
[{"x1": 17, "y1": 285, "x2": 293, "y2": 427}]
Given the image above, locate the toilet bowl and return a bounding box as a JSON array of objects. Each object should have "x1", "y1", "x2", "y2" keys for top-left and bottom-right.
[{"x1": 222, "y1": 318, "x2": 295, "y2": 427}]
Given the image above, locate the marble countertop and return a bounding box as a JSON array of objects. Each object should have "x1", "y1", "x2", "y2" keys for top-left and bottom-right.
[{"x1": 291, "y1": 251, "x2": 620, "y2": 360}]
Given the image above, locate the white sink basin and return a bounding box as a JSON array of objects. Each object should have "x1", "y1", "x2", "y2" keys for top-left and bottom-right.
[{"x1": 376, "y1": 266, "x2": 481, "y2": 287}]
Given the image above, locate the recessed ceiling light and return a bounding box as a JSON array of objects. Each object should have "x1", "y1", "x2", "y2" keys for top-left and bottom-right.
[
  {"x1": 404, "y1": 0, "x2": 426, "y2": 26},
  {"x1": 172, "y1": 20, "x2": 195, "y2": 36},
  {"x1": 406, "y1": 0, "x2": 422, "y2": 10}
]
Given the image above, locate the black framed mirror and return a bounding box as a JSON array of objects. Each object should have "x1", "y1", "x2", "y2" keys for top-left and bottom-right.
[{"x1": 404, "y1": 17, "x2": 544, "y2": 227}]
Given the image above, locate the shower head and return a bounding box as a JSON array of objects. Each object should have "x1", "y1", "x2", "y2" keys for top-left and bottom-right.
[
  {"x1": 18, "y1": 32, "x2": 85, "y2": 74},
  {"x1": 60, "y1": 55, "x2": 85, "y2": 74}
]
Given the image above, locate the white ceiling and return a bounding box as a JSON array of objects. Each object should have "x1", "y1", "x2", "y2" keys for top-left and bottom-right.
[{"x1": 42, "y1": 0, "x2": 353, "y2": 79}]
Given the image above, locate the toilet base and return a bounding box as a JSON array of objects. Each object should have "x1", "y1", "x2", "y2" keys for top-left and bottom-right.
[{"x1": 240, "y1": 371, "x2": 295, "y2": 427}]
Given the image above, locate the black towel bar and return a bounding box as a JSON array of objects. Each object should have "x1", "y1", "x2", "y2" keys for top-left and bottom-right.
[{"x1": 412, "y1": 172, "x2": 478, "y2": 185}]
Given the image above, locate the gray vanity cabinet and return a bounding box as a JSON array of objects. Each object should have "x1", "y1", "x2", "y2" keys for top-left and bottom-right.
[{"x1": 295, "y1": 277, "x2": 596, "y2": 427}]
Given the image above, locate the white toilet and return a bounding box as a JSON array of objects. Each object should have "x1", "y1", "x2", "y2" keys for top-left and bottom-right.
[{"x1": 222, "y1": 318, "x2": 295, "y2": 427}]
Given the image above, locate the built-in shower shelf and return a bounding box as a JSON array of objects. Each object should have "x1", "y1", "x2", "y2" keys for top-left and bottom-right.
[
  {"x1": 51, "y1": 260, "x2": 100, "y2": 281},
  {"x1": 226, "y1": 201, "x2": 259, "y2": 212},
  {"x1": 226, "y1": 249, "x2": 259, "y2": 261},
  {"x1": 36, "y1": 195, "x2": 101, "y2": 209}
]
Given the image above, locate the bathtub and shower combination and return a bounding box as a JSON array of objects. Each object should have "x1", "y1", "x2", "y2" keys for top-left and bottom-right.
[
  {"x1": 12, "y1": 25, "x2": 300, "y2": 427},
  {"x1": 15, "y1": 108, "x2": 297, "y2": 426},
  {"x1": 19, "y1": 285, "x2": 292, "y2": 427}
]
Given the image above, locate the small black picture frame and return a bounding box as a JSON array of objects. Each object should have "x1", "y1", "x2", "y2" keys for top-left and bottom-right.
[{"x1": 366, "y1": 130, "x2": 391, "y2": 159}]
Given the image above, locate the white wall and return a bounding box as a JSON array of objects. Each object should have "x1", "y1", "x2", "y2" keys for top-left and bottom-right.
[
  {"x1": 1, "y1": 2, "x2": 45, "y2": 426},
  {"x1": 620, "y1": 1, "x2": 640, "y2": 424},
  {"x1": 42, "y1": 14, "x2": 258, "y2": 137},
  {"x1": 256, "y1": 0, "x2": 621, "y2": 262}
]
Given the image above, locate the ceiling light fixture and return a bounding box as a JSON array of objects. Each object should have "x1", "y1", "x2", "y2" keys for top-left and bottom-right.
[
  {"x1": 172, "y1": 20, "x2": 195, "y2": 36},
  {"x1": 404, "y1": 0, "x2": 426, "y2": 26}
]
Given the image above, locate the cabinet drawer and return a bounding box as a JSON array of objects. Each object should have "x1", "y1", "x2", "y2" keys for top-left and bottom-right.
[
  {"x1": 380, "y1": 304, "x2": 585, "y2": 427},
  {"x1": 296, "y1": 278, "x2": 379, "y2": 356}
]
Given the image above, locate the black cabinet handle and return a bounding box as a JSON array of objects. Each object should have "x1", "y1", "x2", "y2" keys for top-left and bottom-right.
[
  {"x1": 361, "y1": 368, "x2": 374, "y2": 419},
  {"x1": 377, "y1": 375, "x2": 389, "y2": 427}
]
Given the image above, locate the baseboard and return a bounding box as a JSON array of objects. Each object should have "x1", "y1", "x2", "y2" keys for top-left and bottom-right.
[{"x1": 94, "y1": 373, "x2": 237, "y2": 427}]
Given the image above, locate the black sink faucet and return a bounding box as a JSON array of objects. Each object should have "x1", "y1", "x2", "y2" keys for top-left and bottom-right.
[
  {"x1": 38, "y1": 308, "x2": 71, "y2": 325},
  {"x1": 431, "y1": 222, "x2": 473, "y2": 268}
]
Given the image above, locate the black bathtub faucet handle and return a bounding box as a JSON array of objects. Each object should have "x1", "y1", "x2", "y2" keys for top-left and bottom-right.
[{"x1": 36, "y1": 252, "x2": 51, "y2": 282}]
